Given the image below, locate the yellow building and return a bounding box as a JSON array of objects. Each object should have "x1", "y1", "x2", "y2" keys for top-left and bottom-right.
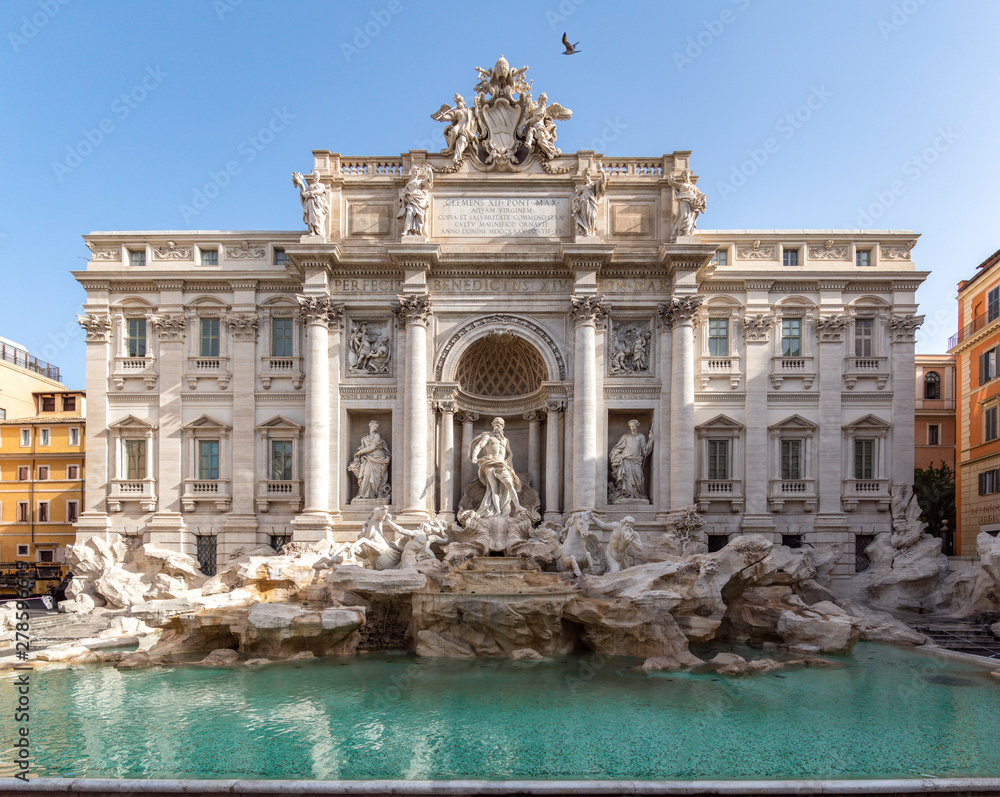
[{"x1": 0, "y1": 389, "x2": 85, "y2": 596}]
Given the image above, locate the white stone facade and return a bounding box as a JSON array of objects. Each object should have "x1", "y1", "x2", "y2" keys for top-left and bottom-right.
[{"x1": 73, "y1": 66, "x2": 927, "y2": 581}]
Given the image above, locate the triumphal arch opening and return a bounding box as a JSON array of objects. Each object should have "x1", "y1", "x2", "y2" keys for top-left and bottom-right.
[{"x1": 74, "y1": 57, "x2": 926, "y2": 583}]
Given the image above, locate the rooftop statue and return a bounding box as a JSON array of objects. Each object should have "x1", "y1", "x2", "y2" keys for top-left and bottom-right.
[
  {"x1": 292, "y1": 170, "x2": 330, "y2": 239},
  {"x1": 668, "y1": 169, "x2": 707, "y2": 239},
  {"x1": 397, "y1": 165, "x2": 433, "y2": 236}
]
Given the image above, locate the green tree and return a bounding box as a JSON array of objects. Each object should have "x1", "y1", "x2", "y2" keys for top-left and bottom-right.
[{"x1": 913, "y1": 461, "x2": 956, "y2": 549}]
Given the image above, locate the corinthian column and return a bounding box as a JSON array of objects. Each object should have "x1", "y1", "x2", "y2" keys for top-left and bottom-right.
[
  {"x1": 524, "y1": 411, "x2": 543, "y2": 496},
  {"x1": 890, "y1": 314, "x2": 924, "y2": 485},
  {"x1": 570, "y1": 296, "x2": 607, "y2": 513},
  {"x1": 436, "y1": 399, "x2": 457, "y2": 521},
  {"x1": 544, "y1": 400, "x2": 564, "y2": 521},
  {"x1": 661, "y1": 295, "x2": 702, "y2": 510},
  {"x1": 457, "y1": 410, "x2": 479, "y2": 499},
  {"x1": 394, "y1": 294, "x2": 432, "y2": 520},
  {"x1": 294, "y1": 295, "x2": 343, "y2": 530}
]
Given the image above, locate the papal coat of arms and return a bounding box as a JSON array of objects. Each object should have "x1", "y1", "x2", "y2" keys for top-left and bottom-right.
[{"x1": 431, "y1": 56, "x2": 572, "y2": 171}]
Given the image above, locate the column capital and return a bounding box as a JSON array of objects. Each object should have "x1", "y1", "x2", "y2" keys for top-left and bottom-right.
[
  {"x1": 77, "y1": 312, "x2": 112, "y2": 342},
  {"x1": 150, "y1": 313, "x2": 186, "y2": 341},
  {"x1": 544, "y1": 399, "x2": 566, "y2": 414},
  {"x1": 435, "y1": 399, "x2": 458, "y2": 414},
  {"x1": 226, "y1": 312, "x2": 259, "y2": 342},
  {"x1": 657, "y1": 295, "x2": 704, "y2": 329},
  {"x1": 393, "y1": 294, "x2": 431, "y2": 327},
  {"x1": 741, "y1": 313, "x2": 774, "y2": 342},
  {"x1": 523, "y1": 410, "x2": 544, "y2": 422},
  {"x1": 570, "y1": 296, "x2": 608, "y2": 326},
  {"x1": 889, "y1": 313, "x2": 924, "y2": 343},
  {"x1": 456, "y1": 410, "x2": 479, "y2": 424},
  {"x1": 296, "y1": 295, "x2": 344, "y2": 328},
  {"x1": 816, "y1": 313, "x2": 851, "y2": 342}
]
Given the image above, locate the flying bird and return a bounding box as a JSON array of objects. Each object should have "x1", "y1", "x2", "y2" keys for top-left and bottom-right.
[{"x1": 561, "y1": 33, "x2": 580, "y2": 55}]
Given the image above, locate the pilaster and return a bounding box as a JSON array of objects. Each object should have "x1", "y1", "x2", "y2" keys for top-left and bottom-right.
[
  {"x1": 569, "y1": 296, "x2": 607, "y2": 512},
  {"x1": 75, "y1": 311, "x2": 113, "y2": 537},
  {"x1": 741, "y1": 311, "x2": 774, "y2": 531},
  {"x1": 394, "y1": 294, "x2": 432, "y2": 522}
]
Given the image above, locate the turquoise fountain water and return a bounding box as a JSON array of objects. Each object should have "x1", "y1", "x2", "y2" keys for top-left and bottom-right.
[{"x1": 2, "y1": 643, "x2": 999, "y2": 781}]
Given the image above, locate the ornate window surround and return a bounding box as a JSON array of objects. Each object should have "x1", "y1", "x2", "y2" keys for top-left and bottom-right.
[
  {"x1": 695, "y1": 414, "x2": 744, "y2": 512},
  {"x1": 107, "y1": 414, "x2": 157, "y2": 513},
  {"x1": 697, "y1": 302, "x2": 742, "y2": 390},
  {"x1": 185, "y1": 301, "x2": 231, "y2": 390},
  {"x1": 256, "y1": 415, "x2": 304, "y2": 513},
  {"x1": 770, "y1": 301, "x2": 816, "y2": 390},
  {"x1": 259, "y1": 300, "x2": 304, "y2": 390},
  {"x1": 844, "y1": 303, "x2": 890, "y2": 390},
  {"x1": 111, "y1": 305, "x2": 157, "y2": 391},
  {"x1": 841, "y1": 413, "x2": 891, "y2": 512},
  {"x1": 767, "y1": 414, "x2": 818, "y2": 512},
  {"x1": 181, "y1": 414, "x2": 231, "y2": 513}
]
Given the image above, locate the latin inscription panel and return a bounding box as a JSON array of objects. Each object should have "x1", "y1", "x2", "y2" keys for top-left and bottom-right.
[{"x1": 433, "y1": 198, "x2": 570, "y2": 238}]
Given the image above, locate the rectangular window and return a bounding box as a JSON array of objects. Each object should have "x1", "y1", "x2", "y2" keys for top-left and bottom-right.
[
  {"x1": 67, "y1": 501, "x2": 79, "y2": 523},
  {"x1": 856, "y1": 250, "x2": 871, "y2": 268},
  {"x1": 127, "y1": 318, "x2": 147, "y2": 357},
  {"x1": 855, "y1": 319, "x2": 874, "y2": 357},
  {"x1": 197, "y1": 535, "x2": 217, "y2": 576},
  {"x1": 781, "y1": 318, "x2": 802, "y2": 357},
  {"x1": 20, "y1": 429, "x2": 30, "y2": 447},
  {"x1": 67, "y1": 464, "x2": 80, "y2": 479},
  {"x1": 17, "y1": 466, "x2": 28, "y2": 481},
  {"x1": 989, "y1": 287, "x2": 1000, "y2": 323},
  {"x1": 711, "y1": 249, "x2": 728, "y2": 267},
  {"x1": 708, "y1": 318, "x2": 729, "y2": 357},
  {"x1": 272, "y1": 318, "x2": 294, "y2": 357},
  {"x1": 198, "y1": 440, "x2": 220, "y2": 480},
  {"x1": 16, "y1": 544, "x2": 29, "y2": 557},
  {"x1": 273, "y1": 248, "x2": 290, "y2": 267},
  {"x1": 707, "y1": 439, "x2": 729, "y2": 480},
  {"x1": 68, "y1": 427, "x2": 80, "y2": 446},
  {"x1": 271, "y1": 440, "x2": 293, "y2": 481},
  {"x1": 37, "y1": 549, "x2": 54, "y2": 563},
  {"x1": 199, "y1": 318, "x2": 220, "y2": 357},
  {"x1": 17, "y1": 503, "x2": 29, "y2": 522},
  {"x1": 37, "y1": 466, "x2": 49, "y2": 480},
  {"x1": 125, "y1": 439, "x2": 146, "y2": 480},
  {"x1": 0, "y1": 408, "x2": 6, "y2": 420},
  {"x1": 200, "y1": 248, "x2": 219, "y2": 266},
  {"x1": 129, "y1": 248, "x2": 146, "y2": 267},
  {"x1": 783, "y1": 249, "x2": 799, "y2": 267},
  {"x1": 781, "y1": 440, "x2": 802, "y2": 480},
  {"x1": 928, "y1": 424, "x2": 940, "y2": 446},
  {"x1": 39, "y1": 428, "x2": 50, "y2": 446},
  {"x1": 979, "y1": 469, "x2": 1000, "y2": 495},
  {"x1": 41, "y1": 396, "x2": 55, "y2": 412},
  {"x1": 37, "y1": 502, "x2": 49, "y2": 522},
  {"x1": 781, "y1": 534, "x2": 803, "y2": 549},
  {"x1": 63, "y1": 395, "x2": 76, "y2": 412},
  {"x1": 707, "y1": 535, "x2": 729, "y2": 553},
  {"x1": 986, "y1": 406, "x2": 999, "y2": 442},
  {"x1": 854, "y1": 439, "x2": 875, "y2": 479}
]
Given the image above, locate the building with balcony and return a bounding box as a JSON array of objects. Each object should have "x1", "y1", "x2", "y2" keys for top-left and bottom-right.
[
  {"x1": 0, "y1": 389, "x2": 85, "y2": 594},
  {"x1": 949, "y1": 247, "x2": 1000, "y2": 554},
  {"x1": 914, "y1": 354, "x2": 956, "y2": 471},
  {"x1": 71, "y1": 59, "x2": 928, "y2": 581}
]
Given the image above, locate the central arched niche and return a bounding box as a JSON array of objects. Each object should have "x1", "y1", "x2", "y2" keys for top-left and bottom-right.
[{"x1": 455, "y1": 332, "x2": 547, "y2": 397}]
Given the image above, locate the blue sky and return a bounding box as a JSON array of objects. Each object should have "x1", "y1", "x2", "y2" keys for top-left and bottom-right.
[{"x1": 2, "y1": 0, "x2": 998, "y2": 388}]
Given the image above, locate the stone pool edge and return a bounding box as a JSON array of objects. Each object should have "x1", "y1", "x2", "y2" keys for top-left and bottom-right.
[{"x1": 5, "y1": 778, "x2": 1000, "y2": 796}]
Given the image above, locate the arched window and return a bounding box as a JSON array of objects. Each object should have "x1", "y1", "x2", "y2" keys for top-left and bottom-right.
[{"x1": 924, "y1": 371, "x2": 941, "y2": 400}]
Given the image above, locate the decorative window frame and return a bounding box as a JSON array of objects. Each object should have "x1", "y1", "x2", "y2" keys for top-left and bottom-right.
[
  {"x1": 107, "y1": 414, "x2": 158, "y2": 512},
  {"x1": 695, "y1": 414, "x2": 744, "y2": 512},
  {"x1": 767, "y1": 414, "x2": 818, "y2": 512},
  {"x1": 185, "y1": 304, "x2": 231, "y2": 390},
  {"x1": 697, "y1": 305, "x2": 741, "y2": 390},
  {"x1": 844, "y1": 305, "x2": 890, "y2": 390},
  {"x1": 182, "y1": 414, "x2": 231, "y2": 513},
  {"x1": 841, "y1": 413, "x2": 892, "y2": 512},
  {"x1": 260, "y1": 303, "x2": 304, "y2": 389},
  {"x1": 112, "y1": 307, "x2": 157, "y2": 390},
  {"x1": 770, "y1": 305, "x2": 816, "y2": 390},
  {"x1": 256, "y1": 416, "x2": 304, "y2": 513}
]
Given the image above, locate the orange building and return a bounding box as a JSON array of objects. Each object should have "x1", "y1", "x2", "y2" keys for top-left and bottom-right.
[
  {"x1": 0, "y1": 389, "x2": 85, "y2": 595},
  {"x1": 949, "y1": 247, "x2": 1000, "y2": 555},
  {"x1": 914, "y1": 354, "x2": 956, "y2": 471}
]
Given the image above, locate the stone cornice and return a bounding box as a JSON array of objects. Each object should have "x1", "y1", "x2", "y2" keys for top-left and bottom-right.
[
  {"x1": 561, "y1": 243, "x2": 615, "y2": 271},
  {"x1": 385, "y1": 242, "x2": 440, "y2": 269}
]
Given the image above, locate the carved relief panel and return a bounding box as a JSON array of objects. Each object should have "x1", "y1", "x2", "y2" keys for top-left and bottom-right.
[
  {"x1": 346, "y1": 318, "x2": 393, "y2": 376},
  {"x1": 608, "y1": 319, "x2": 653, "y2": 376}
]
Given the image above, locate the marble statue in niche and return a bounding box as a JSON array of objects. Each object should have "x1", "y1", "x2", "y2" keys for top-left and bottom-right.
[
  {"x1": 348, "y1": 420, "x2": 392, "y2": 501},
  {"x1": 347, "y1": 321, "x2": 392, "y2": 374},
  {"x1": 609, "y1": 420, "x2": 654, "y2": 503},
  {"x1": 469, "y1": 417, "x2": 525, "y2": 517},
  {"x1": 609, "y1": 320, "x2": 652, "y2": 375}
]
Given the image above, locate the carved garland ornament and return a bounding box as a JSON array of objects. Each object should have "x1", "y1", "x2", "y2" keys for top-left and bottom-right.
[
  {"x1": 881, "y1": 241, "x2": 916, "y2": 260},
  {"x1": 296, "y1": 296, "x2": 344, "y2": 329},
  {"x1": 226, "y1": 313, "x2": 259, "y2": 341},
  {"x1": 741, "y1": 314, "x2": 775, "y2": 342},
  {"x1": 808, "y1": 240, "x2": 848, "y2": 260},
  {"x1": 737, "y1": 240, "x2": 775, "y2": 260},
  {"x1": 154, "y1": 241, "x2": 192, "y2": 260},
  {"x1": 815, "y1": 314, "x2": 851, "y2": 342},
  {"x1": 77, "y1": 312, "x2": 112, "y2": 342},
  {"x1": 225, "y1": 241, "x2": 266, "y2": 260},
  {"x1": 85, "y1": 242, "x2": 120, "y2": 261},
  {"x1": 150, "y1": 313, "x2": 186, "y2": 341}
]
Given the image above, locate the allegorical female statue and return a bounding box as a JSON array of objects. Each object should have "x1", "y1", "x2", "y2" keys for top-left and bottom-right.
[
  {"x1": 609, "y1": 419, "x2": 653, "y2": 502},
  {"x1": 572, "y1": 167, "x2": 608, "y2": 237},
  {"x1": 292, "y1": 170, "x2": 330, "y2": 239},
  {"x1": 348, "y1": 420, "x2": 391, "y2": 500},
  {"x1": 397, "y1": 166, "x2": 433, "y2": 236}
]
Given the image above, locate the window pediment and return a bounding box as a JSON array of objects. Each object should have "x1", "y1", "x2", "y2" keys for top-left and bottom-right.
[
  {"x1": 183, "y1": 414, "x2": 231, "y2": 433},
  {"x1": 842, "y1": 413, "x2": 891, "y2": 432},
  {"x1": 769, "y1": 414, "x2": 818, "y2": 432},
  {"x1": 108, "y1": 414, "x2": 157, "y2": 431}
]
